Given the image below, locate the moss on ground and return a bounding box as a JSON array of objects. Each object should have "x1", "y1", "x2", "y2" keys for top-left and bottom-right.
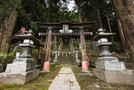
[
  {"x1": 72, "y1": 67, "x2": 134, "y2": 90},
  {"x1": 0, "y1": 65, "x2": 61, "y2": 90}
]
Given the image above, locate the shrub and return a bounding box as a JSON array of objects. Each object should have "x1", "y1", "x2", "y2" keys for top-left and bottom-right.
[
  {"x1": 3, "y1": 53, "x2": 15, "y2": 68},
  {"x1": 110, "y1": 42, "x2": 123, "y2": 53},
  {"x1": 0, "y1": 52, "x2": 6, "y2": 63}
]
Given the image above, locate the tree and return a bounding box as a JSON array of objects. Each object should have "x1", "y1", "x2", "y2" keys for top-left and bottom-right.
[
  {"x1": 0, "y1": 0, "x2": 22, "y2": 53},
  {"x1": 112, "y1": 0, "x2": 134, "y2": 61},
  {"x1": 75, "y1": 0, "x2": 82, "y2": 23}
]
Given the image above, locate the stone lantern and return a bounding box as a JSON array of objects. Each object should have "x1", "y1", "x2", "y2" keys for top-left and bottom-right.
[
  {"x1": 0, "y1": 30, "x2": 43, "y2": 85},
  {"x1": 92, "y1": 28, "x2": 134, "y2": 84}
]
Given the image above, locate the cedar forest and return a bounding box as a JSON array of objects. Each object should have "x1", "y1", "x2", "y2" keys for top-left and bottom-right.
[{"x1": 0, "y1": 0, "x2": 134, "y2": 61}]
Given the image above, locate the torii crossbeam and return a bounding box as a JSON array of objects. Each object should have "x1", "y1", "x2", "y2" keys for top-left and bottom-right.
[{"x1": 36, "y1": 21, "x2": 95, "y2": 72}]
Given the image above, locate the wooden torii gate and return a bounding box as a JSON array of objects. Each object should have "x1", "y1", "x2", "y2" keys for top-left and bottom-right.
[{"x1": 36, "y1": 21, "x2": 95, "y2": 72}]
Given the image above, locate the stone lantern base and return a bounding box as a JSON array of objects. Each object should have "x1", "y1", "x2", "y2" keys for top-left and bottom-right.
[
  {"x1": 92, "y1": 56, "x2": 134, "y2": 84},
  {"x1": 0, "y1": 58, "x2": 39, "y2": 85},
  {"x1": 0, "y1": 69, "x2": 39, "y2": 85},
  {"x1": 92, "y1": 69, "x2": 134, "y2": 84}
]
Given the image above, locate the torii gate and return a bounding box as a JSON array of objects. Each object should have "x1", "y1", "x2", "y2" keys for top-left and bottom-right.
[{"x1": 36, "y1": 21, "x2": 95, "y2": 72}]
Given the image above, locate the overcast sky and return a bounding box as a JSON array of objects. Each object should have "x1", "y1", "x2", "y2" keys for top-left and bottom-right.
[
  {"x1": 44, "y1": 0, "x2": 76, "y2": 11},
  {"x1": 67, "y1": 0, "x2": 76, "y2": 11}
]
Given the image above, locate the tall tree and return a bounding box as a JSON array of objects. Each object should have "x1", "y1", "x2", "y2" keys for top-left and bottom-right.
[
  {"x1": 0, "y1": 0, "x2": 22, "y2": 53},
  {"x1": 117, "y1": 19, "x2": 128, "y2": 53},
  {"x1": 113, "y1": 0, "x2": 134, "y2": 61},
  {"x1": 75, "y1": 0, "x2": 82, "y2": 23}
]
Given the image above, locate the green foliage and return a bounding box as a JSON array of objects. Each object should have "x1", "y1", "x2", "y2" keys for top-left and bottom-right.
[
  {"x1": 4, "y1": 53, "x2": 15, "y2": 67},
  {"x1": 110, "y1": 42, "x2": 123, "y2": 53},
  {"x1": 9, "y1": 83, "x2": 16, "y2": 86},
  {"x1": 0, "y1": 53, "x2": 15, "y2": 70},
  {"x1": 0, "y1": 52, "x2": 5, "y2": 63},
  {"x1": 32, "y1": 49, "x2": 39, "y2": 63},
  {"x1": 0, "y1": 0, "x2": 20, "y2": 28},
  {"x1": 14, "y1": 0, "x2": 79, "y2": 34},
  {"x1": 86, "y1": 42, "x2": 93, "y2": 53},
  {"x1": 30, "y1": 21, "x2": 38, "y2": 33}
]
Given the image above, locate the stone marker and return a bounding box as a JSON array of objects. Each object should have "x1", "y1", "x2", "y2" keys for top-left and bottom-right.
[
  {"x1": 79, "y1": 44, "x2": 81, "y2": 49},
  {"x1": 66, "y1": 52, "x2": 68, "y2": 57},
  {"x1": 75, "y1": 51, "x2": 80, "y2": 65},
  {"x1": 92, "y1": 41, "x2": 100, "y2": 53},
  {"x1": 53, "y1": 51, "x2": 58, "y2": 63},
  {"x1": 16, "y1": 53, "x2": 20, "y2": 59},
  {"x1": 69, "y1": 52, "x2": 71, "y2": 55},
  {"x1": 0, "y1": 30, "x2": 39, "y2": 85},
  {"x1": 62, "y1": 53, "x2": 64, "y2": 57}
]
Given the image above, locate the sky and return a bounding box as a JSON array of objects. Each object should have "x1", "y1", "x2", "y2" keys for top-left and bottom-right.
[
  {"x1": 44, "y1": 0, "x2": 76, "y2": 11},
  {"x1": 67, "y1": 0, "x2": 76, "y2": 11}
]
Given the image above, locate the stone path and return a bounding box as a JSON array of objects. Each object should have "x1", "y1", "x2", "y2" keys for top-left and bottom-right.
[{"x1": 49, "y1": 66, "x2": 81, "y2": 90}]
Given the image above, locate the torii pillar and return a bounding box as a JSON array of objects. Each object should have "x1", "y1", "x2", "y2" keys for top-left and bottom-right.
[
  {"x1": 79, "y1": 27, "x2": 89, "y2": 72},
  {"x1": 44, "y1": 27, "x2": 52, "y2": 72}
]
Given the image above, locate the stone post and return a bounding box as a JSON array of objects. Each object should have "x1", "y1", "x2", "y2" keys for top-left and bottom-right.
[
  {"x1": 75, "y1": 51, "x2": 80, "y2": 65},
  {"x1": 53, "y1": 51, "x2": 58, "y2": 63}
]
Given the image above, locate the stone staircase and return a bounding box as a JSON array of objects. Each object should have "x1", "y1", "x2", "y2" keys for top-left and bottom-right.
[{"x1": 58, "y1": 43, "x2": 74, "y2": 66}]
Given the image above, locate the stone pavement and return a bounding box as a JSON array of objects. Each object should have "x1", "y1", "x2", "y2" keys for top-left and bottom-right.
[{"x1": 49, "y1": 66, "x2": 81, "y2": 90}]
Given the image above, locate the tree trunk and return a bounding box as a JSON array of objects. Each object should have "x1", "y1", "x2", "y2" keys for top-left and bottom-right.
[
  {"x1": 117, "y1": 19, "x2": 128, "y2": 53},
  {"x1": 113, "y1": 0, "x2": 134, "y2": 61},
  {"x1": 0, "y1": 10, "x2": 18, "y2": 53},
  {"x1": 75, "y1": 0, "x2": 87, "y2": 62},
  {"x1": 123, "y1": 0, "x2": 134, "y2": 14},
  {"x1": 0, "y1": 0, "x2": 22, "y2": 53},
  {"x1": 97, "y1": 10, "x2": 103, "y2": 28},
  {"x1": 75, "y1": 0, "x2": 82, "y2": 23},
  {"x1": 106, "y1": 15, "x2": 114, "y2": 41}
]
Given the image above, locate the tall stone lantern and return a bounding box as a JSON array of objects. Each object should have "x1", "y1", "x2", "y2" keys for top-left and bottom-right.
[
  {"x1": 92, "y1": 28, "x2": 134, "y2": 84},
  {"x1": 0, "y1": 30, "x2": 43, "y2": 85}
]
